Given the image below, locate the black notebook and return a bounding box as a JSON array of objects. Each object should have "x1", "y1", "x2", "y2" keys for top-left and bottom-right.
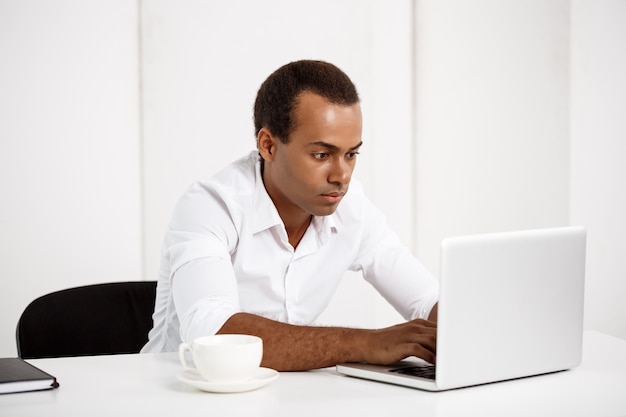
[{"x1": 0, "y1": 358, "x2": 59, "y2": 394}]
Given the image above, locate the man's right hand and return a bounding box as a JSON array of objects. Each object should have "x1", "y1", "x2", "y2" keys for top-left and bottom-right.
[{"x1": 362, "y1": 318, "x2": 437, "y2": 366}]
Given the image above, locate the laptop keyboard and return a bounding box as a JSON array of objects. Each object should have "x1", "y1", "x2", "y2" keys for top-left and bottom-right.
[{"x1": 389, "y1": 365, "x2": 436, "y2": 380}]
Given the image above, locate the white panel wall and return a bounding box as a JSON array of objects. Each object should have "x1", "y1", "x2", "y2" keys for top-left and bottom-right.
[
  {"x1": 0, "y1": 1, "x2": 142, "y2": 356},
  {"x1": 571, "y1": 0, "x2": 626, "y2": 339},
  {"x1": 413, "y1": 0, "x2": 571, "y2": 277}
]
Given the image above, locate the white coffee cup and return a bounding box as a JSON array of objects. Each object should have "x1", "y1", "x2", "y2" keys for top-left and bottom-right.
[{"x1": 178, "y1": 334, "x2": 263, "y2": 382}]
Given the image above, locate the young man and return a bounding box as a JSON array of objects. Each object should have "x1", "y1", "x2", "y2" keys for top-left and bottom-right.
[{"x1": 142, "y1": 60, "x2": 439, "y2": 371}]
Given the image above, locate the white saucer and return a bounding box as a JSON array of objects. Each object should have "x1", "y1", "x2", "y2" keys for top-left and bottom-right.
[{"x1": 177, "y1": 368, "x2": 279, "y2": 393}]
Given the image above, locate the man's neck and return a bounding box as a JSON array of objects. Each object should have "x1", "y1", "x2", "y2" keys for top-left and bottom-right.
[
  {"x1": 284, "y1": 215, "x2": 312, "y2": 249},
  {"x1": 261, "y1": 161, "x2": 313, "y2": 249}
]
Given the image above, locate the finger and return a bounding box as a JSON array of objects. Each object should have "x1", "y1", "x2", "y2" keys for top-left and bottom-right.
[
  {"x1": 406, "y1": 322, "x2": 437, "y2": 336},
  {"x1": 411, "y1": 318, "x2": 438, "y2": 328},
  {"x1": 407, "y1": 342, "x2": 436, "y2": 365},
  {"x1": 413, "y1": 333, "x2": 437, "y2": 352},
  {"x1": 412, "y1": 326, "x2": 437, "y2": 335}
]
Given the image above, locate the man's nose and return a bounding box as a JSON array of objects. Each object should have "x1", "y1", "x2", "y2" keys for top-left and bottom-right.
[{"x1": 328, "y1": 158, "x2": 352, "y2": 185}]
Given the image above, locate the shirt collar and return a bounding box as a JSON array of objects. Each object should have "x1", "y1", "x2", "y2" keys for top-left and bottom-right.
[
  {"x1": 311, "y1": 213, "x2": 338, "y2": 246},
  {"x1": 252, "y1": 157, "x2": 283, "y2": 234}
]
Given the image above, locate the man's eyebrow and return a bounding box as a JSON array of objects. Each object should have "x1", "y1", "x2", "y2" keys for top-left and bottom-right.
[{"x1": 307, "y1": 141, "x2": 363, "y2": 152}]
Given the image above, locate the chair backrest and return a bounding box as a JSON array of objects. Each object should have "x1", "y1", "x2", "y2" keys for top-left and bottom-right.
[{"x1": 16, "y1": 281, "x2": 157, "y2": 359}]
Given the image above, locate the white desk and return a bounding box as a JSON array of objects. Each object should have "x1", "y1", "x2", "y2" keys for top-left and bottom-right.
[{"x1": 2, "y1": 331, "x2": 625, "y2": 416}]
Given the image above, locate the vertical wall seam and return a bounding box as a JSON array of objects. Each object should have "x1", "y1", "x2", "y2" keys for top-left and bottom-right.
[
  {"x1": 410, "y1": 0, "x2": 419, "y2": 254},
  {"x1": 137, "y1": 0, "x2": 146, "y2": 281}
]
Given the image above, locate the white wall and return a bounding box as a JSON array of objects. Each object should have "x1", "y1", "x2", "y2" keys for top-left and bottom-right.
[
  {"x1": 1, "y1": 0, "x2": 624, "y2": 357},
  {"x1": 0, "y1": 1, "x2": 142, "y2": 356},
  {"x1": 412, "y1": 0, "x2": 626, "y2": 340},
  {"x1": 414, "y1": 0, "x2": 571, "y2": 275},
  {"x1": 570, "y1": 0, "x2": 626, "y2": 338}
]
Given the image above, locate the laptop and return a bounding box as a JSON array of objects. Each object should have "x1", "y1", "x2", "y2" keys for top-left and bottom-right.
[{"x1": 336, "y1": 226, "x2": 586, "y2": 391}]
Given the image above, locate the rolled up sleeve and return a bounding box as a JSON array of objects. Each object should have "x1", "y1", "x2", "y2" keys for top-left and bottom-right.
[
  {"x1": 172, "y1": 257, "x2": 240, "y2": 342},
  {"x1": 165, "y1": 182, "x2": 242, "y2": 342}
]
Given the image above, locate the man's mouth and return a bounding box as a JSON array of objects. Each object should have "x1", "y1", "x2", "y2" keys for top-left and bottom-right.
[{"x1": 320, "y1": 191, "x2": 346, "y2": 203}]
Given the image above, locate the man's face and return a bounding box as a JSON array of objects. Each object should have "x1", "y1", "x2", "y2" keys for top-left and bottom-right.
[{"x1": 261, "y1": 92, "x2": 363, "y2": 220}]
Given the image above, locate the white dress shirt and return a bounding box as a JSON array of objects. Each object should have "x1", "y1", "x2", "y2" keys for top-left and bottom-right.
[{"x1": 142, "y1": 151, "x2": 439, "y2": 353}]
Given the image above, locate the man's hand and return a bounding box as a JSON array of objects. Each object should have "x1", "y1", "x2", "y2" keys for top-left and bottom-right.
[
  {"x1": 362, "y1": 318, "x2": 437, "y2": 366},
  {"x1": 217, "y1": 307, "x2": 437, "y2": 371}
]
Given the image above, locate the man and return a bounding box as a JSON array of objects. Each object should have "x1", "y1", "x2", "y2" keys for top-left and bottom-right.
[{"x1": 142, "y1": 60, "x2": 439, "y2": 371}]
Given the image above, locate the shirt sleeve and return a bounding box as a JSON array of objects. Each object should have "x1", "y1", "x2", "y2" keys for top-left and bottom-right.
[
  {"x1": 172, "y1": 257, "x2": 240, "y2": 342},
  {"x1": 352, "y1": 198, "x2": 439, "y2": 321},
  {"x1": 163, "y1": 182, "x2": 242, "y2": 342}
]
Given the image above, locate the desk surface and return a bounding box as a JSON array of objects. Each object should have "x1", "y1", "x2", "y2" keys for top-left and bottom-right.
[{"x1": 2, "y1": 331, "x2": 625, "y2": 417}]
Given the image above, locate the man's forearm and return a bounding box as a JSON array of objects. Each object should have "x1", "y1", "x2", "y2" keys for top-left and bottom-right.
[{"x1": 217, "y1": 312, "x2": 371, "y2": 371}]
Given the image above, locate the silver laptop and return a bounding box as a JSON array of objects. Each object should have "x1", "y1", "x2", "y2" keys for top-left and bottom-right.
[{"x1": 336, "y1": 226, "x2": 586, "y2": 391}]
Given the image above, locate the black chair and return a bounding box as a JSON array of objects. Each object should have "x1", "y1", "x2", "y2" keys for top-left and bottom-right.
[{"x1": 16, "y1": 281, "x2": 157, "y2": 359}]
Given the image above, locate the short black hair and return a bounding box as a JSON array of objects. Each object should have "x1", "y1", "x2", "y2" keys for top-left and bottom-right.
[{"x1": 254, "y1": 60, "x2": 360, "y2": 143}]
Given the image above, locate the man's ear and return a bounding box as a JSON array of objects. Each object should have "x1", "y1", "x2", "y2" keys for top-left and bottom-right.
[{"x1": 257, "y1": 127, "x2": 277, "y2": 162}]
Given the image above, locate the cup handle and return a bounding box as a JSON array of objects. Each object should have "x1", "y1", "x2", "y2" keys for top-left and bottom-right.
[{"x1": 178, "y1": 343, "x2": 194, "y2": 370}]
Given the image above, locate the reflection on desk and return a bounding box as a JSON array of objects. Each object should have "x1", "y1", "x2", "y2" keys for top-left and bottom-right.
[{"x1": 1, "y1": 331, "x2": 625, "y2": 417}]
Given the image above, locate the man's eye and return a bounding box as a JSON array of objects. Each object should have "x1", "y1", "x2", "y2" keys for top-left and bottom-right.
[
  {"x1": 347, "y1": 151, "x2": 360, "y2": 159},
  {"x1": 313, "y1": 153, "x2": 329, "y2": 160}
]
